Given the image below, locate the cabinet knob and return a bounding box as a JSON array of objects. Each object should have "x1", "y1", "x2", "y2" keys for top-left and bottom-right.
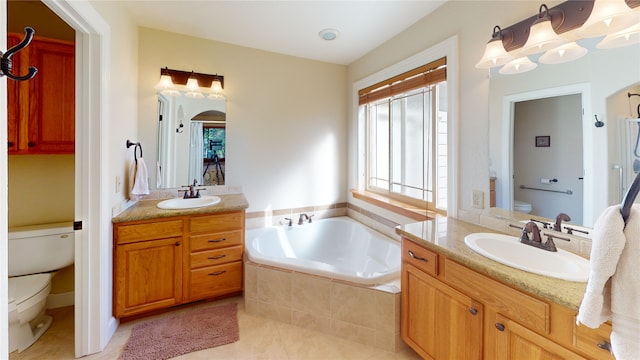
[
  {"x1": 596, "y1": 341, "x2": 611, "y2": 352},
  {"x1": 7, "y1": 142, "x2": 14, "y2": 147},
  {"x1": 468, "y1": 307, "x2": 478, "y2": 315},
  {"x1": 408, "y1": 250, "x2": 428, "y2": 262},
  {"x1": 495, "y1": 323, "x2": 505, "y2": 332},
  {"x1": 175, "y1": 241, "x2": 181, "y2": 246},
  {"x1": 27, "y1": 141, "x2": 36, "y2": 147}
]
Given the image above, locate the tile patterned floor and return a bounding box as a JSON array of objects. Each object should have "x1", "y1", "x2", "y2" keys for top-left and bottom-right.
[{"x1": 9, "y1": 297, "x2": 422, "y2": 360}]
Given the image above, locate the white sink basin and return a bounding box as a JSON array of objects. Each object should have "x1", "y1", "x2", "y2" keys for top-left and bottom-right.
[
  {"x1": 464, "y1": 233, "x2": 589, "y2": 282},
  {"x1": 157, "y1": 196, "x2": 221, "y2": 210}
]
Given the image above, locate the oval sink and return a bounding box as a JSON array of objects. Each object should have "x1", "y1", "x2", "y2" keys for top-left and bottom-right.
[
  {"x1": 464, "y1": 233, "x2": 589, "y2": 282},
  {"x1": 157, "y1": 196, "x2": 221, "y2": 210}
]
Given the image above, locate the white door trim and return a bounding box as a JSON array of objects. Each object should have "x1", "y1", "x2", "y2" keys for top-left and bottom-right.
[{"x1": 43, "y1": 0, "x2": 115, "y2": 356}]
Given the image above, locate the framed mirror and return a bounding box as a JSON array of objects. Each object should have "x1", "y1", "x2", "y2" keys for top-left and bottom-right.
[
  {"x1": 157, "y1": 93, "x2": 226, "y2": 188},
  {"x1": 488, "y1": 43, "x2": 640, "y2": 227}
]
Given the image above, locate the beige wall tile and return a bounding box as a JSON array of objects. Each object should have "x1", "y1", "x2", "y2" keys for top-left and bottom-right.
[
  {"x1": 292, "y1": 273, "x2": 331, "y2": 316},
  {"x1": 331, "y1": 283, "x2": 376, "y2": 328},
  {"x1": 257, "y1": 267, "x2": 292, "y2": 306}
]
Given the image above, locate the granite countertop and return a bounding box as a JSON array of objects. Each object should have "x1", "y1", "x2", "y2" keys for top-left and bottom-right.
[
  {"x1": 395, "y1": 217, "x2": 587, "y2": 311},
  {"x1": 112, "y1": 193, "x2": 249, "y2": 223}
]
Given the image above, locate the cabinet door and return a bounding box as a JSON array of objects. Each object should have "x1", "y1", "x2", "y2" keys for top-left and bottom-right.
[
  {"x1": 27, "y1": 38, "x2": 75, "y2": 153},
  {"x1": 402, "y1": 263, "x2": 483, "y2": 360},
  {"x1": 491, "y1": 313, "x2": 587, "y2": 360},
  {"x1": 114, "y1": 237, "x2": 183, "y2": 318},
  {"x1": 7, "y1": 33, "x2": 25, "y2": 152}
]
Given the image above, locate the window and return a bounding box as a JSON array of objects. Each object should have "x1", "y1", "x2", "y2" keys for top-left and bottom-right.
[{"x1": 359, "y1": 57, "x2": 447, "y2": 213}]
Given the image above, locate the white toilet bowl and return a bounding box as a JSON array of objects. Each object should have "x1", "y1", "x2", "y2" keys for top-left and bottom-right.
[
  {"x1": 8, "y1": 223, "x2": 74, "y2": 353},
  {"x1": 514, "y1": 200, "x2": 533, "y2": 214},
  {"x1": 8, "y1": 274, "x2": 53, "y2": 352}
]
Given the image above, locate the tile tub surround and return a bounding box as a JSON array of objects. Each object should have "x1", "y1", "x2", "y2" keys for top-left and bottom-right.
[{"x1": 244, "y1": 261, "x2": 406, "y2": 352}]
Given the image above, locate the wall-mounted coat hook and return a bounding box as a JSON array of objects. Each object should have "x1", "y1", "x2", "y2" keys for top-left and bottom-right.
[
  {"x1": 1, "y1": 27, "x2": 38, "y2": 81},
  {"x1": 629, "y1": 93, "x2": 640, "y2": 119}
]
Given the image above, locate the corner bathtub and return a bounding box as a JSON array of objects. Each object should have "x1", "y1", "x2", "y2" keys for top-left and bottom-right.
[{"x1": 245, "y1": 216, "x2": 401, "y2": 285}]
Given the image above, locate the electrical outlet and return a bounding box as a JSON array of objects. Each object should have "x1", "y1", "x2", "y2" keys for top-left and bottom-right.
[
  {"x1": 116, "y1": 176, "x2": 122, "y2": 193},
  {"x1": 472, "y1": 190, "x2": 484, "y2": 209}
]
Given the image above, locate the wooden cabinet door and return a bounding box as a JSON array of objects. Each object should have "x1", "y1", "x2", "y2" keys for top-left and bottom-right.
[
  {"x1": 490, "y1": 313, "x2": 587, "y2": 360},
  {"x1": 114, "y1": 237, "x2": 183, "y2": 318},
  {"x1": 7, "y1": 33, "x2": 26, "y2": 152},
  {"x1": 26, "y1": 38, "x2": 75, "y2": 153},
  {"x1": 402, "y1": 263, "x2": 483, "y2": 360}
]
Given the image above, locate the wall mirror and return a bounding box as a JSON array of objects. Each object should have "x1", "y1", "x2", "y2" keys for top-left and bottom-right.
[
  {"x1": 488, "y1": 42, "x2": 640, "y2": 228},
  {"x1": 157, "y1": 92, "x2": 226, "y2": 188}
]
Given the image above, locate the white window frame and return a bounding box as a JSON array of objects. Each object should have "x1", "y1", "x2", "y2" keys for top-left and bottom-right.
[{"x1": 351, "y1": 36, "x2": 458, "y2": 218}]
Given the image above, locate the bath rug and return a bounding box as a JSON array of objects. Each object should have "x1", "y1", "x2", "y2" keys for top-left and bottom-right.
[{"x1": 119, "y1": 302, "x2": 239, "y2": 360}]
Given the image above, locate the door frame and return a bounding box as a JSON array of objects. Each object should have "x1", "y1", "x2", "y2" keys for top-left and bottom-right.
[
  {"x1": 41, "y1": 0, "x2": 114, "y2": 356},
  {"x1": 500, "y1": 83, "x2": 593, "y2": 226}
]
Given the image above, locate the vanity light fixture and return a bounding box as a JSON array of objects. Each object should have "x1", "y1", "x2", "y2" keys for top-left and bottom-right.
[
  {"x1": 597, "y1": 23, "x2": 640, "y2": 48},
  {"x1": 154, "y1": 67, "x2": 180, "y2": 97},
  {"x1": 539, "y1": 41, "x2": 588, "y2": 64},
  {"x1": 184, "y1": 72, "x2": 204, "y2": 99},
  {"x1": 156, "y1": 68, "x2": 225, "y2": 100},
  {"x1": 475, "y1": 26, "x2": 514, "y2": 69},
  {"x1": 476, "y1": 0, "x2": 640, "y2": 75},
  {"x1": 578, "y1": 0, "x2": 640, "y2": 38},
  {"x1": 520, "y1": 4, "x2": 567, "y2": 56},
  {"x1": 498, "y1": 56, "x2": 538, "y2": 75}
]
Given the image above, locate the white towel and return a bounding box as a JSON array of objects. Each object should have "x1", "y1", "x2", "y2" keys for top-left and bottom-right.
[
  {"x1": 130, "y1": 157, "x2": 150, "y2": 196},
  {"x1": 577, "y1": 204, "x2": 640, "y2": 360}
]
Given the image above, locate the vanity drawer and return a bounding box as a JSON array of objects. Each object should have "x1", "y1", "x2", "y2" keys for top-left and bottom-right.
[
  {"x1": 115, "y1": 219, "x2": 184, "y2": 244},
  {"x1": 190, "y1": 245, "x2": 243, "y2": 268},
  {"x1": 190, "y1": 212, "x2": 243, "y2": 234},
  {"x1": 190, "y1": 230, "x2": 242, "y2": 251},
  {"x1": 402, "y1": 239, "x2": 438, "y2": 277},
  {"x1": 445, "y1": 259, "x2": 550, "y2": 334},
  {"x1": 189, "y1": 261, "x2": 243, "y2": 300},
  {"x1": 574, "y1": 320, "x2": 614, "y2": 359}
]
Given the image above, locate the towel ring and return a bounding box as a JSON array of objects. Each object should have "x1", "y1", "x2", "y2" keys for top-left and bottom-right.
[{"x1": 126, "y1": 140, "x2": 143, "y2": 164}]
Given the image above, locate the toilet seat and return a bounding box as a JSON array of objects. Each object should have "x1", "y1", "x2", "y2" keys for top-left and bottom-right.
[
  {"x1": 8, "y1": 274, "x2": 51, "y2": 309},
  {"x1": 514, "y1": 200, "x2": 533, "y2": 213}
]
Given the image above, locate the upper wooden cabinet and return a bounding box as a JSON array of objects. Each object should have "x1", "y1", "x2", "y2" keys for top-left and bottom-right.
[{"x1": 7, "y1": 33, "x2": 75, "y2": 154}]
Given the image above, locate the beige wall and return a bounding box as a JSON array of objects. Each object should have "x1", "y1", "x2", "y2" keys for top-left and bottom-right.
[
  {"x1": 137, "y1": 28, "x2": 348, "y2": 213},
  {"x1": 8, "y1": 155, "x2": 74, "y2": 227}
]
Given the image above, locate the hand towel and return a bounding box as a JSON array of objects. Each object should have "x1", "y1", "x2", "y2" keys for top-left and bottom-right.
[
  {"x1": 130, "y1": 157, "x2": 150, "y2": 196},
  {"x1": 577, "y1": 204, "x2": 640, "y2": 359}
]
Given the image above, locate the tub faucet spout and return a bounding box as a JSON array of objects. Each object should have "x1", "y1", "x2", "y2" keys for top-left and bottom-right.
[{"x1": 298, "y1": 213, "x2": 313, "y2": 225}]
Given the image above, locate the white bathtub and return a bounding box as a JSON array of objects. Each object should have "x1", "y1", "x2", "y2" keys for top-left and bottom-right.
[{"x1": 245, "y1": 216, "x2": 401, "y2": 285}]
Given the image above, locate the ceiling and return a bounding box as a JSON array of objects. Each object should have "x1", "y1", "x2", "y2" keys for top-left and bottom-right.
[{"x1": 119, "y1": 1, "x2": 447, "y2": 65}]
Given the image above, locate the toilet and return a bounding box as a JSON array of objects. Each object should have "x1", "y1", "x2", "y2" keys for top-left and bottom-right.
[
  {"x1": 514, "y1": 200, "x2": 533, "y2": 214},
  {"x1": 8, "y1": 222, "x2": 74, "y2": 353}
]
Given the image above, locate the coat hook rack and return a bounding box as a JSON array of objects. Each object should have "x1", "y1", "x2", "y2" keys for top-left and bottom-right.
[{"x1": 1, "y1": 27, "x2": 38, "y2": 81}]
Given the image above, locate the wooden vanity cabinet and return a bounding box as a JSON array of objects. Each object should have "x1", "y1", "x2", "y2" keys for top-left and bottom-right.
[
  {"x1": 7, "y1": 33, "x2": 75, "y2": 154},
  {"x1": 401, "y1": 237, "x2": 613, "y2": 360},
  {"x1": 113, "y1": 211, "x2": 245, "y2": 318}
]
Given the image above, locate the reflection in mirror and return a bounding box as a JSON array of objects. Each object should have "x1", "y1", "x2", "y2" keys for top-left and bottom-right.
[
  {"x1": 488, "y1": 43, "x2": 640, "y2": 227},
  {"x1": 157, "y1": 94, "x2": 226, "y2": 188}
]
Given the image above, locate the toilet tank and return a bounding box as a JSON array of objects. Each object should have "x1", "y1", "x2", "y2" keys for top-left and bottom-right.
[{"x1": 8, "y1": 222, "x2": 75, "y2": 277}]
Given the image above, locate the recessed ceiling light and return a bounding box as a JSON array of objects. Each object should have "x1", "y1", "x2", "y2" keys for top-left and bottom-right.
[{"x1": 319, "y1": 28, "x2": 339, "y2": 41}]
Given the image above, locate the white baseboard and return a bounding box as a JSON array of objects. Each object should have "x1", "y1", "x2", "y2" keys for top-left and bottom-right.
[{"x1": 47, "y1": 291, "x2": 75, "y2": 309}]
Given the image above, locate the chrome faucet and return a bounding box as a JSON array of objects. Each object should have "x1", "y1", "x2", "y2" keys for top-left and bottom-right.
[
  {"x1": 298, "y1": 213, "x2": 313, "y2": 225},
  {"x1": 553, "y1": 213, "x2": 571, "y2": 232}
]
